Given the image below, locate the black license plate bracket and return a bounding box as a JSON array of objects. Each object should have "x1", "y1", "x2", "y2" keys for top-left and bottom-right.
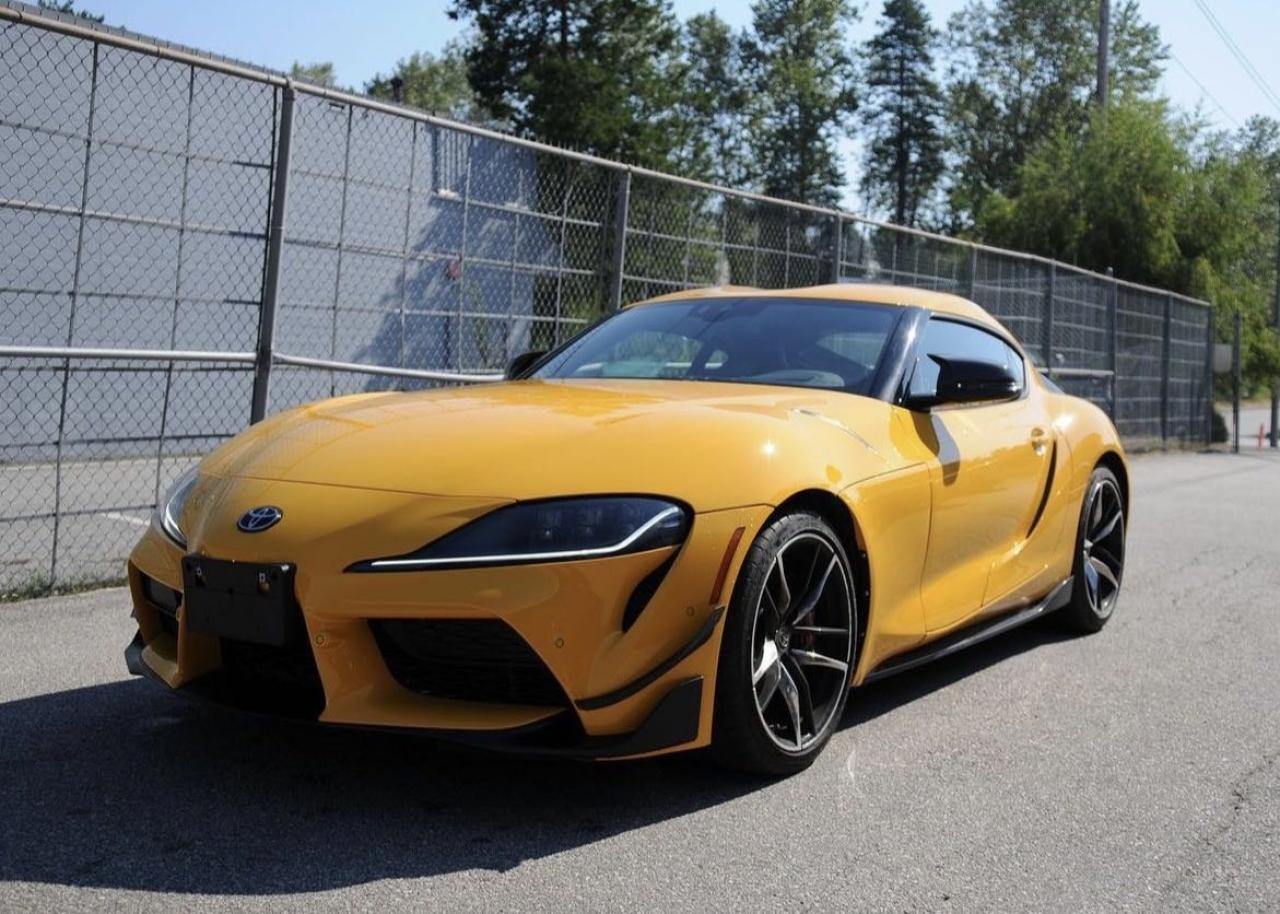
[{"x1": 182, "y1": 556, "x2": 299, "y2": 647}]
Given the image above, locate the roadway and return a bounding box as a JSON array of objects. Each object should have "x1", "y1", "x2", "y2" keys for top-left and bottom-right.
[{"x1": 1, "y1": 450, "x2": 1277, "y2": 912}]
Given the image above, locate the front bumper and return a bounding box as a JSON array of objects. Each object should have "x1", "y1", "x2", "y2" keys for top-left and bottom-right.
[
  {"x1": 125, "y1": 477, "x2": 766, "y2": 760},
  {"x1": 124, "y1": 632, "x2": 710, "y2": 759}
]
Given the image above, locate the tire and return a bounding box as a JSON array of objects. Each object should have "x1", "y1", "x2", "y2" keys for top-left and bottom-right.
[
  {"x1": 711, "y1": 511, "x2": 857, "y2": 776},
  {"x1": 1058, "y1": 465, "x2": 1126, "y2": 634}
]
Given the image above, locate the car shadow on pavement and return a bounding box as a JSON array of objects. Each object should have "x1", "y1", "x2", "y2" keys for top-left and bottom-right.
[
  {"x1": 0, "y1": 678, "x2": 759, "y2": 895},
  {"x1": 840, "y1": 618, "x2": 1078, "y2": 729},
  {"x1": 0, "y1": 620, "x2": 1075, "y2": 896}
]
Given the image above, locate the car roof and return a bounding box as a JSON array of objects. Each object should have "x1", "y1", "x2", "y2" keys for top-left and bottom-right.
[{"x1": 630, "y1": 283, "x2": 1006, "y2": 334}]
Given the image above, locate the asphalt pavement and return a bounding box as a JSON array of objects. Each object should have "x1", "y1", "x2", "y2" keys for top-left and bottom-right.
[{"x1": 1, "y1": 450, "x2": 1277, "y2": 913}]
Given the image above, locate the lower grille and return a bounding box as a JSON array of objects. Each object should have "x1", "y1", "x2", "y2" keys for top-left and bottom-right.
[
  {"x1": 139, "y1": 573, "x2": 181, "y2": 639},
  {"x1": 156, "y1": 610, "x2": 180, "y2": 641},
  {"x1": 211, "y1": 637, "x2": 326, "y2": 718},
  {"x1": 142, "y1": 576, "x2": 181, "y2": 613},
  {"x1": 370, "y1": 619, "x2": 570, "y2": 707},
  {"x1": 176, "y1": 593, "x2": 325, "y2": 719}
]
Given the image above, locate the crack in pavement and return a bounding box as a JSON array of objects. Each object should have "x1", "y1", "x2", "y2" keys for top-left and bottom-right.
[
  {"x1": 1164, "y1": 555, "x2": 1269, "y2": 614},
  {"x1": 1160, "y1": 749, "x2": 1280, "y2": 899}
]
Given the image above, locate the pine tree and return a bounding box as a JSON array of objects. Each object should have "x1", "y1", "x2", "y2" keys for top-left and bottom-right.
[
  {"x1": 678, "y1": 12, "x2": 754, "y2": 188},
  {"x1": 860, "y1": 0, "x2": 944, "y2": 227},
  {"x1": 743, "y1": 0, "x2": 859, "y2": 206}
]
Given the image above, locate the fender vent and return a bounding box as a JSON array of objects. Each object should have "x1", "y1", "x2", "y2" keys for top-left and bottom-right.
[
  {"x1": 1027, "y1": 440, "x2": 1058, "y2": 537},
  {"x1": 621, "y1": 552, "x2": 678, "y2": 632}
]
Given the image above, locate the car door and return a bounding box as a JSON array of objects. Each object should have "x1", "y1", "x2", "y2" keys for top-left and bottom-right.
[{"x1": 904, "y1": 317, "x2": 1054, "y2": 632}]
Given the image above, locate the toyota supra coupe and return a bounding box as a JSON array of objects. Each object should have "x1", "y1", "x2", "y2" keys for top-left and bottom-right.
[{"x1": 125, "y1": 283, "x2": 1128, "y2": 774}]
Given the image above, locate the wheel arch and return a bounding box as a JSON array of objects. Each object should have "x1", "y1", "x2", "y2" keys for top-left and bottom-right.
[
  {"x1": 769, "y1": 489, "x2": 871, "y2": 670},
  {"x1": 1095, "y1": 450, "x2": 1129, "y2": 516}
]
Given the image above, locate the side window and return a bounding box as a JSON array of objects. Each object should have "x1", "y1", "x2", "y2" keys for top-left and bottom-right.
[{"x1": 907, "y1": 318, "x2": 1025, "y2": 402}]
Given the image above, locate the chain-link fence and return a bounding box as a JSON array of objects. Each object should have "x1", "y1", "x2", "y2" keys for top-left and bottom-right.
[{"x1": 0, "y1": 2, "x2": 1215, "y2": 595}]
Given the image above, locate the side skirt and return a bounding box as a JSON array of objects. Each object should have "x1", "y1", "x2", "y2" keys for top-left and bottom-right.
[{"x1": 863, "y1": 577, "x2": 1074, "y2": 684}]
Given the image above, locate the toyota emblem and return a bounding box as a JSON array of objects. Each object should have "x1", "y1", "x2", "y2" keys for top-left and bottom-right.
[{"x1": 237, "y1": 505, "x2": 283, "y2": 533}]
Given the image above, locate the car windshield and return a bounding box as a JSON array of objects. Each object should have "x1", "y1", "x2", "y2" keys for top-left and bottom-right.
[{"x1": 531, "y1": 297, "x2": 900, "y2": 394}]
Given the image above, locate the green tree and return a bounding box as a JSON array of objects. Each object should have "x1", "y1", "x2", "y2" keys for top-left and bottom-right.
[
  {"x1": 976, "y1": 97, "x2": 1184, "y2": 283},
  {"x1": 676, "y1": 12, "x2": 754, "y2": 187},
  {"x1": 447, "y1": 0, "x2": 685, "y2": 167},
  {"x1": 977, "y1": 99, "x2": 1280, "y2": 390},
  {"x1": 743, "y1": 0, "x2": 858, "y2": 206},
  {"x1": 36, "y1": 0, "x2": 103, "y2": 21},
  {"x1": 289, "y1": 61, "x2": 337, "y2": 88},
  {"x1": 859, "y1": 0, "x2": 944, "y2": 227},
  {"x1": 943, "y1": 0, "x2": 1166, "y2": 229},
  {"x1": 366, "y1": 41, "x2": 482, "y2": 121},
  {"x1": 1237, "y1": 115, "x2": 1280, "y2": 181},
  {"x1": 1183, "y1": 122, "x2": 1280, "y2": 390},
  {"x1": 1109, "y1": 1, "x2": 1164, "y2": 97}
]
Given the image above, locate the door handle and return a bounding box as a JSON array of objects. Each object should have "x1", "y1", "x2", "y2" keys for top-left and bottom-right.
[{"x1": 1030, "y1": 427, "x2": 1051, "y2": 453}]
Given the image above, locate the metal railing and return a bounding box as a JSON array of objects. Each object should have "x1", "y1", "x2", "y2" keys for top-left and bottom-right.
[{"x1": 0, "y1": 1, "x2": 1215, "y2": 594}]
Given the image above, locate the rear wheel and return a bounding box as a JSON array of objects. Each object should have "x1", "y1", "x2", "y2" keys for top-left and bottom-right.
[
  {"x1": 711, "y1": 511, "x2": 856, "y2": 776},
  {"x1": 1059, "y1": 466, "x2": 1126, "y2": 633}
]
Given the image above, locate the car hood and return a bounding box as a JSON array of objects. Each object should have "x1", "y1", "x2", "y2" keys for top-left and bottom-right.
[{"x1": 201, "y1": 379, "x2": 900, "y2": 510}]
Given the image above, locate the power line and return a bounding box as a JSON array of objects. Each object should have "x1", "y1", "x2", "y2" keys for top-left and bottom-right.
[
  {"x1": 1192, "y1": 0, "x2": 1280, "y2": 117},
  {"x1": 1169, "y1": 53, "x2": 1240, "y2": 127},
  {"x1": 1193, "y1": 0, "x2": 1280, "y2": 111}
]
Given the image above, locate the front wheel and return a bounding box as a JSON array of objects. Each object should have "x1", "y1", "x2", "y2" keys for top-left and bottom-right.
[
  {"x1": 1059, "y1": 466, "x2": 1126, "y2": 633},
  {"x1": 711, "y1": 511, "x2": 856, "y2": 776}
]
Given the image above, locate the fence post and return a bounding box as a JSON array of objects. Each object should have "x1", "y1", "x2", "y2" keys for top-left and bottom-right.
[
  {"x1": 830, "y1": 215, "x2": 843, "y2": 284},
  {"x1": 964, "y1": 245, "x2": 978, "y2": 299},
  {"x1": 1204, "y1": 304, "x2": 1215, "y2": 445},
  {"x1": 1161, "y1": 293, "x2": 1172, "y2": 445},
  {"x1": 1106, "y1": 268, "x2": 1118, "y2": 419},
  {"x1": 1232, "y1": 310, "x2": 1242, "y2": 454},
  {"x1": 1042, "y1": 262, "x2": 1055, "y2": 369},
  {"x1": 250, "y1": 81, "x2": 296, "y2": 423},
  {"x1": 327, "y1": 103, "x2": 355, "y2": 396},
  {"x1": 607, "y1": 167, "x2": 631, "y2": 311},
  {"x1": 50, "y1": 40, "x2": 100, "y2": 589}
]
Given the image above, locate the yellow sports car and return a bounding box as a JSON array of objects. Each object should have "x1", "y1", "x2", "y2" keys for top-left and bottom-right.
[{"x1": 125, "y1": 284, "x2": 1128, "y2": 774}]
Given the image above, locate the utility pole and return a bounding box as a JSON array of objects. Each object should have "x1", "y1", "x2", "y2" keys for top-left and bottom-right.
[{"x1": 1097, "y1": 0, "x2": 1111, "y2": 109}]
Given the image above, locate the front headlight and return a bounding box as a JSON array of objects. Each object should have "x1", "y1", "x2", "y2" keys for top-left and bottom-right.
[
  {"x1": 155, "y1": 466, "x2": 199, "y2": 548},
  {"x1": 350, "y1": 496, "x2": 690, "y2": 571}
]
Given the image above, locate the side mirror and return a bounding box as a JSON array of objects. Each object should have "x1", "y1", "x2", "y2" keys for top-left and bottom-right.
[
  {"x1": 906, "y1": 355, "x2": 1020, "y2": 410},
  {"x1": 505, "y1": 350, "x2": 546, "y2": 380}
]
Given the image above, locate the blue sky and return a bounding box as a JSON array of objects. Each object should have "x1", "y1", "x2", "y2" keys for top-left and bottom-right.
[{"x1": 68, "y1": 0, "x2": 1280, "y2": 210}]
